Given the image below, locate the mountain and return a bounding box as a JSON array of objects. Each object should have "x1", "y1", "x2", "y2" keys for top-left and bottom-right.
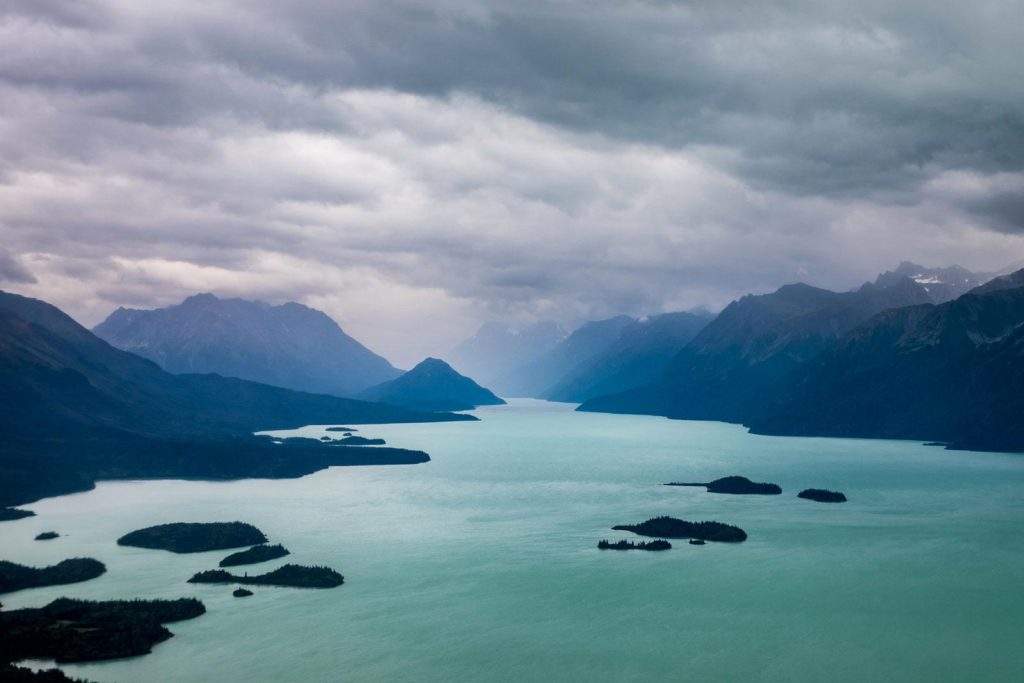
[
  {"x1": 579, "y1": 274, "x2": 934, "y2": 422},
  {"x1": 0, "y1": 291, "x2": 474, "y2": 506},
  {"x1": 359, "y1": 358, "x2": 505, "y2": 412},
  {"x1": 873, "y1": 261, "x2": 988, "y2": 304},
  {"x1": 542, "y1": 310, "x2": 714, "y2": 403},
  {"x1": 749, "y1": 269, "x2": 1024, "y2": 451},
  {"x1": 448, "y1": 320, "x2": 566, "y2": 392},
  {"x1": 498, "y1": 315, "x2": 637, "y2": 398},
  {"x1": 94, "y1": 293, "x2": 400, "y2": 397}
]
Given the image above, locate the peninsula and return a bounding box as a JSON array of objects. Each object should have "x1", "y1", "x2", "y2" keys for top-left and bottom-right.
[{"x1": 0, "y1": 558, "x2": 106, "y2": 594}]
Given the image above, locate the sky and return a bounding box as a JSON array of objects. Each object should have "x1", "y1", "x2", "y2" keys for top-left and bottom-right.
[{"x1": 1, "y1": 0, "x2": 1023, "y2": 365}]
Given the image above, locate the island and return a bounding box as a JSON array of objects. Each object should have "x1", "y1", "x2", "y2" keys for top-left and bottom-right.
[
  {"x1": 666, "y1": 476, "x2": 781, "y2": 495},
  {"x1": 0, "y1": 597, "x2": 205, "y2": 665},
  {"x1": 598, "y1": 539, "x2": 671, "y2": 551},
  {"x1": 117, "y1": 522, "x2": 268, "y2": 553},
  {"x1": 612, "y1": 516, "x2": 748, "y2": 543},
  {"x1": 688, "y1": 539, "x2": 706, "y2": 545},
  {"x1": 188, "y1": 564, "x2": 344, "y2": 589},
  {"x1": 332, "y1": 436, "x2": 386, "y2": 446},
  {"x1": 232, "y1": 588, "x2": 254, "y2": 598},
  {"x1": 219, "y1": 544, "x2": 290, "y2": 567},
  {"x1": 797, "y1": 488, "x2": 847, "y2": 503},
  {"x1": 0, "y1": 558, "x2": 106, "y2": 594},
  {"x1": 0, "y1": 508, "x2": 35, "y2": 522},
  {"x1": 34, "y1": 532, "x2": 59, "y2": 541},
  {"x1": 325, "y1": 426, "x2": 358, "y2": 432}
]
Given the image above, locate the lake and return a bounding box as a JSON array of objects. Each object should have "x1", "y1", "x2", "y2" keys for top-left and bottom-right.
[{"x1": 3, "y1": 399, "x2": 1023, "y2": 681}]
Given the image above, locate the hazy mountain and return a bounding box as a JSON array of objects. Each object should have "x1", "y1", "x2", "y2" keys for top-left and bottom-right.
[
  {"x1": 579, "y1": 274, "x2": 934, "y2": 421},
  {"x1": 94, "y1": 293, "x2": 400, "y2": 397},
  {"x1": 498, "y1": 315, "x2": 637, "y2": 398},
  {"x1": 542, "y1": 310, "x2": 714, "y2": 403},
  {"x1": 359, "y1": 358, "x2": 505, "y2": 412},
  {"x1": 447, "y1": 320, "x2": 566, "y2": 391},
  {"x1": 749, "y1": 269, "x2": 1024, "y2": 451},
  {"x1": 874, "y1": 261, "x2": 988, "y2": 304},
  {"x1": 0, "y1": 291, "x2": 469, "y2": 440}
]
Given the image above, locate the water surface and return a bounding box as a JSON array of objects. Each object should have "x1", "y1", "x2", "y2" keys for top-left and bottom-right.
[{"x1": 3, "y1": 400, "x2": 1023, "y2": 681}]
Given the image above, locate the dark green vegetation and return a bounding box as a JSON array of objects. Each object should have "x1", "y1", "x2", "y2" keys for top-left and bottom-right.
[
  {"x1": 325, "y1": 426, "x2": 357, "y2": 432},
  {"x1": 232, "y1": 588, "x2": 253, "y2": 598},
  {"x1": 93, "y1": 293, "x2": 402, "y2": 397},
  {"x1": 0, "y1": 508, "x2": 34, "y2": 522},
  {"x1": 613, "y1": 516, "x2": 747, "y2": 543},
  {"x1": 0, "y1": 291, "x2": 473, "y2": 507},
  {"x1": 689, "y1": 539, "x2": 706, "y2": 545},
  {"x1": 0, "y1": 559, "x2": 106, "y2": 594},
  {"x1": 118, "y1": 522, "x2": 267, "y2": 554},
  {"x1": 0, "y1": 597, "x2": 204, "y2": 664},
  {"x1": 189, "y1": 564, "x2": 344, "y2": 589},
  {"x1": 334, "y1": 435, "x2": 385, "y2": 445},
  {"x1": 666, "y1": 476, "x2": 781, "y2": 495},
  {"x1": 597, "y1": 539, "x2": 671, "y2": 551},
  {"x1": 34, "y1": 531, "x2": 59, "y2": 540},
  {"x1": 0, "y1": 662, "x2": 86, "y2": 681},
  {"x1": 798, "y1": 489, "x2": 847, "y2": 503},
  {"x1": 219, "y1": 544, "x2": 290, "y2": 567},
  {"x1": 359, "y1": 358, "x2": 505, "y2": 411},
  {"x1": 579, "y1": 266, "x2": 1024, "y2": 452}
]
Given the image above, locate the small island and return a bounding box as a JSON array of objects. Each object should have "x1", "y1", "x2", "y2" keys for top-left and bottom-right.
[
  {"x1": 0, "y1": 558, "x2": 106, "y2": 594},
  {"x1": 598, "y1": 539, "x2": 671, "y2": 551},
  {"x1": 34, "y1": 531, "x2": 59, "y2": 541},
  {"x1": 325, "y1": 426, "x2": 358, "y2": 432},
  {"x1": 232, "y1": 588, "x2": 254, "y2": 598},
  {"x1": 613, "y1": 516, "x2": 747, "y2": 543},
  {"x1": 0, "y1": 508, "x2": 35, "y2": 522},
  {"x1": 219, "y1": 544, "x2": 290, "y2": 567},
  {"x1": 797, "y1": 488, "x2": 847, "y2": 503},
  {"x1": 188, "y1": 563, "x2": 344, "y2": 589},
  {"x1": 689, "y1": 539, "x2": 706, "y2": 545},
  {"x1": 117, "y1": 522, "x2": 268, "y2": 553},
  {"x1": 0, "y1": 597, "x2": 205, "y2": 664},
  {"x1": 666, "y1": 475, "x2": 781, "y2": 495},
  {"x1": 332, "y1": 435, "x2": 386, "y2": 446}
]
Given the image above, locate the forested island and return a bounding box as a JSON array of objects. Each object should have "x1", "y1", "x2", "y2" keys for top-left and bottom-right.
[
  {"x1": 333, "y1": 436, "x2": 386, "y2": 446},
  {"x1": 0, "y1": 559, "x2": 106, "y2": 594},
  {"x1": 118, "y1": 522, "x2": 268, "y2": 553},
  {"x1": 798, "y1": 489, "x2": 847, "y2": 503},
  {"x1": 613, "y1": 516, "x2": 747, "y2": 543},
  {"x1": 219, "y1": 544, "x2": 290, "y2": 567},
  {"x1": 34, "y1": 532, "x2": 59, "y2": 541},
  {"x1": 0, "y1": 508, "x2": 34, "y2": 522},
  {"x1": 189, "y1": 564, "x2": 344, "y2": 588},
  {"x1": 666, "y1": 476, "x2": 782, "y2": 495},
  {"x1": 598, "y1": 539, "x2": 672, "y2": 551},
  {"x1": 0, "y1": 597, "x2": 205, "y2": 664}
]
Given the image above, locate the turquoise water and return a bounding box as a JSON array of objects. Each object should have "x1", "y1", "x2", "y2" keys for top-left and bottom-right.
[{"x1": 3, "y1": 400, "x2": 1024, "y2": 681}]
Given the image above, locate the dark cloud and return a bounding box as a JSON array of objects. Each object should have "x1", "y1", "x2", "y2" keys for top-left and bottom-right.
[
  {"x1": 0, "y1": 247, "x2": 35, "y2": 283},
  {"x1": 0, "y1": 1, "x2": 1022, "y2": 363}
]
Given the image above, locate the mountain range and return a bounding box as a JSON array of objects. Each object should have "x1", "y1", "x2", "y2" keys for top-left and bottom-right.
[
  {"x1": 0, "y1": 291, "x2": 472, "y2": 507},
  {"x1": 94, "y1": 293, "x2": 401, "y2": 397},
  {"x1": 359, "y1": 358, "x2": 505, "y2": 412},
  {"x1": 447, "y1": 321, "x2": 566, "y2": 392}
]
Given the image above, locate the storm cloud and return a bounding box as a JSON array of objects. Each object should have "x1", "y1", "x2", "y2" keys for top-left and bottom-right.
[{"x1": 1, "y1": 0, "x2": 1022, "y2": 363}]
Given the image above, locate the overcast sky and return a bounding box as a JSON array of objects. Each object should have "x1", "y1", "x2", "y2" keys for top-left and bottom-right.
[{"x1": 2, "y1": 0, "x2": 1023, "y2": 365}]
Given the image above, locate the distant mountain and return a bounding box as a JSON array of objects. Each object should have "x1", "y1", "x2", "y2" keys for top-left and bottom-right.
[
  {"x1": 94, "y1": 293, "x2": 400, "y2": 397},
  {"x1": 498, "y1": 315, "x2": 637, "y2": 398},
  {"x1": 749, "y1": 269, "x2": 1024, "y2": 451},
  {"x1": 0, "y1": 290, "x2": 473, "y2": 506},
  {"x1": 448, "y1": 320, "x2": 566, "y2": 392},
  {"x1": 543, "y1": 310, "x2": 714, "y2": 403},
  {"x1": 359, "y1": 358, "x2": 505, "y2": 412},
  {"x1": 874, "y1": 261, "x2": 988, "y2": 303},
  {"x1": 579, "y1": 274, "x2": 934, "y2": 421}
]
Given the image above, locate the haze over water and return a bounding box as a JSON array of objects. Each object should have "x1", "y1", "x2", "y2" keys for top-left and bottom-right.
[{"x1": 3, "y1": 400, "x2": 1023, "y2": 681}]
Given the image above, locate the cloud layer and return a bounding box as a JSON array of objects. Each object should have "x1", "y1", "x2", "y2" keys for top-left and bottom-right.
[{"x1": 1, "y1": 1, "x2": 1022, "y2": 364}]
